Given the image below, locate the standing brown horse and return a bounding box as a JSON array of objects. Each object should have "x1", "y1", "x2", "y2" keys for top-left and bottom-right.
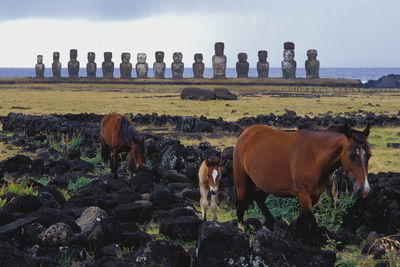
[
  {"x1": 100, "y1": 113, "x2": 147, "y2": 178},
  {"x1": 233, "y1": 123, "x2": 371, "y2": 244}
]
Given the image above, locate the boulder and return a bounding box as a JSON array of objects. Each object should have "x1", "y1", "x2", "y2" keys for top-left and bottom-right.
[
  {"x1": 115, "y1": 200, "x2": 153, "y2": 223},
  {"x1": 180, "y1": 87, "x2": 216, "y2": 100},
  {"x1": 160, "y1": 216, "x2": 203, "y2": 240},
  {"x1": 250, "y1": 229, "x2": 336, "y2": 267},
  {"x1": 131, "y1": 240, "x2": 190, "y2": 267},
  {"x1": 0, "y1": 241, "x2": 35, "y2": 267},
  {"x1": 120, "y1": 230, "x2": 151, "y2": 249},
  {"x1": 3, "y1": 194, "x2": 42, "y2": 213},
  {"x1": 0, "y1": 216, "x2": 39, "y2": 241},
  {"x1": 39, "y1": 222, "x2": 75, "y2": 247},
  {"x1": 3, "y1": 155, "x2": 32, "y2": 174},
  {"x1": 213, "y1": 88, "x2": 238, "y2": 100},
  {"x1": 75, "y1": 206, "x2": 107, "y2": 234},
  {"x1": 195, "y1": 221, "x2": 250, "y2": 266},
  {"x1": 24, "y1": 222, "x2": 45, "y2": 245},
  {"x1": 151, "y1": 189, "x2": 182, "y2": 210},
  {"x1": 177, "y1": 116, "x2": 214, "y2": 133}
]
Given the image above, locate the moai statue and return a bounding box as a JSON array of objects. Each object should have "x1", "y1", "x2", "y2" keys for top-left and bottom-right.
[
  {"x1": 136, "y1": 53, "x2": 148, "y2": 78},
  {"x1": 120, "y1": 52, "x2": 132, "y2": 79},
  {"x1": 86, "y1": 52, "x2": 97, "y2": 78},
  {"x1": 212, "y1": 42, "x2": 227, "y2": 79},
  {"x1": 305, "y1": 49, "x2": 320, "y2": 78},
  {"x1": 236, "y1": 52, "x2": 249, "y2": 78},
  {"x1": 257, "y1": 50, "x2": 269, "y2": 78},
  {"x1": 35, "y1": 55, "x2": 45, "y2": 78},
  {"x1": 171, "y1": 52, "x2": 184, "y2": 79},
  {"x1": 52, "y1": 52, "x2": 61, "y2": 78},
  {"x1": 102, "y1": 52, "x2": 114, "y2": 78},
  {"x1": 281, "y1": 42, "x2": 296, "y2": 78},
  {"x1": 192, "y1": 53, "x2": 205, "y2": 78},
  {"x1": 68, "y1": 49, "x2": 80, "y2": 78},
  {"x1": 153, "y1": 51, "x2": 166, "y2": 79}
]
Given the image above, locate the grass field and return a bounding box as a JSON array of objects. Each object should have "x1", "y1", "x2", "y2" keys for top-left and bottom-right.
[{"x1": 0, "y1": 83, "x2": 399, "y2": 173}]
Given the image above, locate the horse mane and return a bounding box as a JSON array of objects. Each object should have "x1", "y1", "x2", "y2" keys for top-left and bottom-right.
[
  {"x1": 119, "y1": 116, "x2": 138, "y2": 144},
  {"x1": 299, "y1": 123, "x2": 369, "y2": 145}
]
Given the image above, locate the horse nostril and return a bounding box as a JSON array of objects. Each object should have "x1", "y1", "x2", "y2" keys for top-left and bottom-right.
[{"x1": 210, "y1": 190, "x2": 217, "y2": 195}]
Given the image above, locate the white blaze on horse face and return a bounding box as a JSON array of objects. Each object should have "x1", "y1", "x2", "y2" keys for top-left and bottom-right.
[
  {"x1": 212, "y1": 169, "x2": 218, "y2": 183},
  {"x1": 359, "y1": 148, "x2": 370, "y2": 198}
]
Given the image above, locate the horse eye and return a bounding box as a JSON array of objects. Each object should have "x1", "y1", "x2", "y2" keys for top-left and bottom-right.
[{"x1": 349, "y1": 153, "x2": 356, "y2": 161}]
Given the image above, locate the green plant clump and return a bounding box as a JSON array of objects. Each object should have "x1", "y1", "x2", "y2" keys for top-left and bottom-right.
[
  {"x1": 67, "y1": 177, "x2": 93, "y2": 192},
  {"x1": 314, "y1": 192, "x2": 356, "y2": 233}
]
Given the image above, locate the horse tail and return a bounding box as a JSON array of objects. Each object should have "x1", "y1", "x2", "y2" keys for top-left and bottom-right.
[
  {"x1": 100, "y1": 138, "x2": 111, "y2": 164},
  {"x1": 119, "y1": 116, "x2": 135, "y2": 144}
]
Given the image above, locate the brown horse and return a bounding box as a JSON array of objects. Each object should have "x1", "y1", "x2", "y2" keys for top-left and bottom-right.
[
  {"x1": 233, "y1": 123, "x2": 371, "y2": 244},
  {"x1": 100, "y1": 113, "x2": 147, "y2": 178},
  {"x1": 198, "y1": 156, "x2": 223, "y2": 221}
]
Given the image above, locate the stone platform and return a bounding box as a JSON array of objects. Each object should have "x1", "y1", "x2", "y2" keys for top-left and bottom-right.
[{"x1": 0, "y1": 77, "x2": 361, "y2": 87}]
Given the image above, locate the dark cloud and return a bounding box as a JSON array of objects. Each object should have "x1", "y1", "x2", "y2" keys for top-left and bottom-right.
[{"x1": 0, "y1": 0, "x2": 236, "y2": 21}]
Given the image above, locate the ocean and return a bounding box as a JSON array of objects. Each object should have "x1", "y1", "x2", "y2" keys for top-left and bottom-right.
[{"x1": 0, "y1": 68, "x2": 399, "y2": 83}]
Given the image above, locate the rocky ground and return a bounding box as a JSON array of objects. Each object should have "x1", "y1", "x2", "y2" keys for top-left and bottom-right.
[{"x1": 0, "y1": 113, "x2": 399, "y2": 266}]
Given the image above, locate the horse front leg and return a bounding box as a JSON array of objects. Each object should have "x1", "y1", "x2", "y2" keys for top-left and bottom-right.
[
  {"x1": 255, "y1": 190, "x2": 274, "y2": 230},
  {"x1": 127, "y1": 152, "x2": 136, "y2": 178},
  {"x1": 111, "y1": 149, "x2": 119, "y2": 179},
  {"x1": 200, "y1": 187, "x2": 209, "y2": 221},
  {"x1": 296, "y1": 192, "x2": 323, "y2": 247},
  {"x1": 210, "y1": 192, "x2": 218, "y2": 221}
]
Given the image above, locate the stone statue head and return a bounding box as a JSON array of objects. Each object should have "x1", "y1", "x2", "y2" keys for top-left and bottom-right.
[
  {"x1": 53, "y1": 52, "x2": 60, "y2": 62},
  {"x1": 87, "y1": 52, "x2": 95, "y2": 63},
  {"x1": 214, "y1": 42, "x2": 225, "y2": 56},
  {"x1": 258, "y1": 50, "x2": 268, "y2": 62},
  {"x1": 37, "y1": 55, "x2": 43, "y2": 64},
  {"x1": 238, "y1": 53, "x2": 247, "y2": 62},
  {"x1": 155, "y1": 51, "x2": 165, "y2": 63},
  {"x1": 194, "y1": 53, "x2": 203, "y2": 63},
  {"x1": 121, "y1": 52, "x2": 130, "y2": 63},
  {"x1": 173, "y1": 52, "x2": 183, "y2": 63},
  {"x1": 283, "y1": 49, "x2": 295, "y2": 61},
  {"x1": 307, "y1": 49, "x2": 318, "y2": 60},
  {"x1": 283, "y1": 42, "x2": 295, "y2": 50},
  {"x1": 104, "y1": 52, "x2": 112, "y2": 62},
  {"x1": 70, "y1": 49, "x2": 78, "y2": 60},
  {"x1": 137, "y1": 53, "x2": 147, "y2": 63}
]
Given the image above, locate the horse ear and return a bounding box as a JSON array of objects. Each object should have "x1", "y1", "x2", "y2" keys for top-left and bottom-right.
[
  {"x1": 342, "y1": 123, "x2": 353, "y2": 139},
  {"x1": 363, "y1": 123, "x2": 371, "y2": 137}
]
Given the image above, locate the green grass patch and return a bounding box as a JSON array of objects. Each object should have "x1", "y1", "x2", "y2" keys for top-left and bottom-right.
[{"x1": 67, "y1": 177, "x2": 93, "y2": 192}]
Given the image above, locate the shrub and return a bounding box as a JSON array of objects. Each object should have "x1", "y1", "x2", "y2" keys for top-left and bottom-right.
[{"x1": 314, "y1": 192, "x2": 355, "y2": 233}]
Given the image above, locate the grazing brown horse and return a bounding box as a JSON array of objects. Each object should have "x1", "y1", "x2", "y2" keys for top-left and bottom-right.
[
  {"x1": 198, "y1": 157, "x2": 223, "y2": 221},
  {"x1": 233, "y1": 123, "x2": 371, "y2": 244},
  {"x1": 100, "y1": 113, "x2": 146, "y2": 178}
]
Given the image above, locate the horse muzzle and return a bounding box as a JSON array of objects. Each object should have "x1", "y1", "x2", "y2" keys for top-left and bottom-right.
[{"x1": 355, "y1": 180, "x2": 370, "y2": 198}]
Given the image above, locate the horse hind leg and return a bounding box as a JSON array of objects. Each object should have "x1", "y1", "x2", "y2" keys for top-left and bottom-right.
[
  {"x1": 100, "y1": 139, "x2": 111, "y2": 165},
  {"x1": 111, "y1": 149, "x2": 119, "y2": 179},
  {"x1": 234, "y1": 160, "x2": 254, "y2": 227},
  {"x1": 254, "y1": 189, "x2": 275, "y2": 230}
]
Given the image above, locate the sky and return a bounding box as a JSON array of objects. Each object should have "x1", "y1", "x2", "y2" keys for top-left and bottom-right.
[{"x1": 0, "y1": 0, "x2": 399, "y2": 68}]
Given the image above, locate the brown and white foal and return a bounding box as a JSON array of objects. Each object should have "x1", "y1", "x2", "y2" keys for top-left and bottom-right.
[{"x1": 198, "y1": 157, "x2": 223, "y2": 221}]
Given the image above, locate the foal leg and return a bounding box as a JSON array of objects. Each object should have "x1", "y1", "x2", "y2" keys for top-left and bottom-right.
[
  {"x1": 200, "y1": 187, "x2": 209, "y2": 221},
  {"x1": 210, "y1": 192, "x2": 218, "y2": 221},
  {"x1": 255, "y1": 190, "x2": 275, "y2": 230}
]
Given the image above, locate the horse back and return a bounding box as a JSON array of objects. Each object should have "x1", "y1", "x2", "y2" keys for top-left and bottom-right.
[
  {"x1": 101, "y1": 113, "x2": 134, "y2": 147},
  {"x1": 234, "y1": 125, "x2": 298, "y2": 195}
]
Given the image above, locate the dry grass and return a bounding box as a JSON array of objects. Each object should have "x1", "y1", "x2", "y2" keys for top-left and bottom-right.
[{"x1": 0, "y1": 83, "x2": 399, "y2": 120}]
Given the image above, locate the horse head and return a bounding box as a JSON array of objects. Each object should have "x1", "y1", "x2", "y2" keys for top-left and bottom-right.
[
  {"x1": 204, "y1": 156, "x2": 224, "y2": 195},
  {"x1": 338, "y1": 123, "x2": 371, "y2": 198},
  {"x1": 129, "y1": 133, "x2": 147, "y2": 170}
]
